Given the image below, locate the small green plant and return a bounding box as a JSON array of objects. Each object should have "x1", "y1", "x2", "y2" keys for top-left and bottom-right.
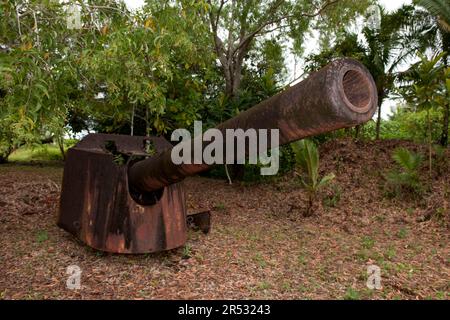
[
  {"x1": 113, "y1": 154, "x2": 126, "y2": 165},
  {"x1": 344, "y1": 287, "x2": 361, "y2": 300},
  {"x1": 105, "y1": 141, "x2": 127, "y2": 165},
  {"x1": 361, "y1": 236, "x2": 375, "y2": 250},
  {"x1": 257, "y1": 281, "x2": 271, "y2": 291},
  {"x1": 36, "y1": 230, "x2": 48, "y2": 243},
  {"x1": 323, "y1": 184, "x2": 341, "y2": 208},
  {"x1": 144, "y1": 140, "x2": 156, "y2": 156},
  {"x1": 385, "y1": 246, "x2": 396, "y2": 260},
  {"x1": 253, "y1": 252, "x2": 267, "y2": 268},
  {"x1": 297, "y1": 253, "x2": 307, "y2": 265},
  {"x1": 215, "y1": 203, "x2": 226, "y2": 211},
  {"x1": 384, "y1": 147, "x2": 423, "y2": 198},
  {"x1": 397, "y1": 227, "x2": 408, "y2": 239},
  {"x1": 182, "y1": 244, "x2": 192, "y2": 259},
  {"x1": 292, "y1": 139, "x2": 335, "y2": 217}
]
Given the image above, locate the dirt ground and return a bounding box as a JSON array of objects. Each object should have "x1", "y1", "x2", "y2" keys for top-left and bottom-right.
[{"x1": 0, "y1": 139, "x2": 448, "y2": 299}]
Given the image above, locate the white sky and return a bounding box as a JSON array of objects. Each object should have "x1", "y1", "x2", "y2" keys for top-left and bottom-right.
[{"x1": 124, "y1": 0, "x2": 413, "y2": 119}]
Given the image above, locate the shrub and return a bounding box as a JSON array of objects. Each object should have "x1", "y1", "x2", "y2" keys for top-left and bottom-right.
[
  {"x1": 384, "y1": 147, "x2": 423, "y2": 197},
  {"x1": 292, "y1": 139, "x2": 335, "y2": 216},
  {"x1": 323, "y1": 184, "x2": 342, "y2": 208}
]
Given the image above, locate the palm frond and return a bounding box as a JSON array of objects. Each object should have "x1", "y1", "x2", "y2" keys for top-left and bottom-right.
[
  {"x1": 392, "y1": 147, "x2": 423, "y2": 172},
  {"x1": 416, "y1": 0, "x2": 450, "y2": 32}
]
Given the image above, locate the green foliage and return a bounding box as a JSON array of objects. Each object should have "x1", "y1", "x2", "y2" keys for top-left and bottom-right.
[
  {"x1": 79, "y1": 1, "x2": 214, "y2": 135},
  {"x1": 384, "y1": 147, "x2": 423, "y2": 198},
  {"x1": 8, "y1": 144, "x2": 67, "y2": 162},
  {"x1": 36, "y1": 230, "x2": 49, "y2": 243},
  {"x1": 432, "y1": 144, "x2": 449, "y2": 174},
  {"x1": 292, "y1": 139, "x2": 335, "y2": 216},
  {"x1": 306, "y1": 4, "x2": 425, "y2": 96},
  {"x1": 323, "y1": 184, "x2": 342, "y2": 208},
  {"x1": 400, "y1": 52, "x2": 447, "y2": 109},
  {"x1": 344, "y1": 287, "x2": 361, "y2": 300},
  {"x1": 104, "y1": 140, "x2": 127, "y2": 165},
  {"x1": 182, "y1": 244, "x2": 192, "y2": 259},
  {"x1": 0, "y1": 1, "x2": 214, "y2": 159},
  {"x1": 307, "y1": 4, "x2": 443, "y2": 140},
  {"x1": 397, "y1": 227, "x2": 408, "y2": 239},
  {"x1": 361, "y1": 236, "x2": 375, "y2": 250},
  {"x1": 399, "y1": 52, "x2": 449, "y2": 173}
]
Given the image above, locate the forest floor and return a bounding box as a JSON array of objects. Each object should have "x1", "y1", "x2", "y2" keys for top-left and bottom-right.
[{"x1": 0, "y1": 139, "x2": 448, "y2": 300}]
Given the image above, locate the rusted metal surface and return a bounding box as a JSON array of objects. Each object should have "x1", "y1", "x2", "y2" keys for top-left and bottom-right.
[
  {"x1": 58, "y1": 58, "x2": 378, "y2": 254},
  {"x1": 128, "y1": 58, "x2": 378, "y2": 194},
  {"x1": 58, "y1": 134, "x2": 187, "y2": 253},
  {"x1": 187, "y1": 211, "x2": 211, "y2": 234}
]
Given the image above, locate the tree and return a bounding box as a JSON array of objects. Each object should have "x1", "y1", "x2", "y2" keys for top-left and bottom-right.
[
  {"x1": 414, "y1": 0, "x2": 450, "y2": 146},
  {"x1": 399, "y1": 52, "x2": 449, "y2": 179},
  {"x1": 0, "y1": 0, "x2": 216, "y2": 163},
  {"x1": 204, "y1": 0, "x2": 372, "y2": 102},
  {"x1": 80, "y1": 1, "x2": 215, "y2": 136},
  {"x1": 0, "y1": 0, "x2": 83, "y2": 160}
]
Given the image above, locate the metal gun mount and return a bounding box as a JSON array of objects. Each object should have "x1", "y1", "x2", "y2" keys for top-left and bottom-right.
[{"x1": 57, "y1": 58, "x2": 378, "y2": 253}]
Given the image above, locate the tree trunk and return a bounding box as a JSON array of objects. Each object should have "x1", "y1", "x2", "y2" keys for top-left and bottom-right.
[
  {"x1": 223, "y1": 60, "x2": 243, "y2": 101},
  {"x1": 130, "y1": 104, "x2": 135, "y2": 136},
  {"x1": 440, "y1": 42, "x2": 449, "y2": 147},
  {"x1": 375, "y1": 96, "x2": 383, "y2": 140},
  {"x1": 57, "y1": 136, "x2": 66, "y2": 161},
  {"x1": 440, "y1": 102, "x2": 449, "y2": 147},
  {"x1": 304, "y1": 193, "x2": 315, "y2": 217},
  {"x1": 427, "y1": 109, "x2": 432, "y2": 181}
]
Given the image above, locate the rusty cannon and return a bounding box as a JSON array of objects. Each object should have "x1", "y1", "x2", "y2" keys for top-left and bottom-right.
[{"x1": 57, "y1": 58, "x2": 378, "y2": 253}]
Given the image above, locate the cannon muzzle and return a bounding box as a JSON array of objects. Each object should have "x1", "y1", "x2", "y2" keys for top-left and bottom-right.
[{"x1": 57, "y1": 58, "x2": 377, "y2": 253}]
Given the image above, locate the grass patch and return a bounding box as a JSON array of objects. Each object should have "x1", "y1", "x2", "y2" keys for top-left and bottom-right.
[
  {"x1": 9, "y1": 144, "x2": 64, "y2": 162},
  {"x1": 257, "y1": 281, "x2": 271, "y2": 291},
  {"x1": 343, "y1": 287, "x2": 361, "y2": 300},
  {"x1": 397, "y1": 227, "x2": 408, "y2": 239},
  {"x1": 361, "y1": 236, "x2": 375, "y2": 250},
  {"x1": 253, "y1": 252, "x2": 267, "y2": 268},
  {"x1": 7, "y1": 139, "x2": 78, "y2": 162},
  {"x1": 36, "y1": 230, "x2": 49, "y2": 243}
]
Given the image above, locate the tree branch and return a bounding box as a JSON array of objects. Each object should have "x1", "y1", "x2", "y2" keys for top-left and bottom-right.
[{"x1": 232, "y1": 0, "x2": 342, "y2": 57}]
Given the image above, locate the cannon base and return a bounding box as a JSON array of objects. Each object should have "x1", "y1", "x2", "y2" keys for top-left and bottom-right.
[{"x1": 57, "y1": 133, "x2": 187, "y2": 254}]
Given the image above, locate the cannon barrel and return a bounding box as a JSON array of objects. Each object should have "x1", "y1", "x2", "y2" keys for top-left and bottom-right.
[{"x1": 128, "y1": 58, "x2": 378, "y2": 194}]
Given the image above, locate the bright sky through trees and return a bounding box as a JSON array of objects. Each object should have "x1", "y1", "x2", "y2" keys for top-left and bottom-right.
[{"x1": 122, "y1": 0, "x2": 412, "y2": 118}]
